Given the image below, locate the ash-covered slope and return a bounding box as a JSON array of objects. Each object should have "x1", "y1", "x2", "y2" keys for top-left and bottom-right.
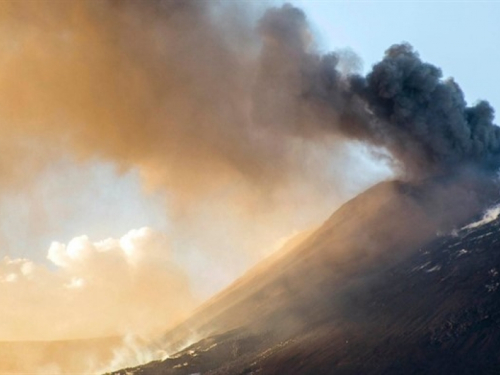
[{"x1": 111, "y1": 176, "x2": 500, "y2": 375}]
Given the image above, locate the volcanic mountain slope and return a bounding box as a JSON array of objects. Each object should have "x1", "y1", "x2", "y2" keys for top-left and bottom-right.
[{"x1": 111, "y1": 176, "x2": 500, "y2": 375}]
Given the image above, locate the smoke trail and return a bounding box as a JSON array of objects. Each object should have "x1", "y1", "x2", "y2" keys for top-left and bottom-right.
[{"x1": 0, "y1": 0, "x2": 493, "y2": 206}]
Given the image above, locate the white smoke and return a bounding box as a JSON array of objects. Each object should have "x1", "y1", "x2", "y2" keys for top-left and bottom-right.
[{"x1": 462, "y1": 204, "x2": 500, "y2": 230}]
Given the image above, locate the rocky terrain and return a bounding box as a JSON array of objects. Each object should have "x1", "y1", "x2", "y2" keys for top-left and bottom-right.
[{"x1": 109, "y1": 176, "x2": 500, "y2": 375}]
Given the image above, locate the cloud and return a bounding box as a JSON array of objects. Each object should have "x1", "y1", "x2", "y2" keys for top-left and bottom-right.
[{"x1": 0, "y1": 227, "x2": 196, "y2": 341}]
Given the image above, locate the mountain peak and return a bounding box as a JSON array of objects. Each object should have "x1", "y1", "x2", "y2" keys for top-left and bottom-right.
[{"x1": 112, "y1": 176, "x2": 500, "y2": 375}]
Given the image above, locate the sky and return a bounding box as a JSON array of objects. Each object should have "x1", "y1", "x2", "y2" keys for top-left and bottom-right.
[
  {"x1": 294, "y1": 0, "x2": 500, "y2": 113},
  {"x1": 0, "y1": 0, "x2": 498, "y2": 344}
]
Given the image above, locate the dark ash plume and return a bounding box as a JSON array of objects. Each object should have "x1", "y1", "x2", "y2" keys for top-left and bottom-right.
[
  {"x1": 252, "y1": 6, "x2": 500, "y2": 180},
  {"x1": 352, "y1": 43, "x2": 500, "y2": 177}
]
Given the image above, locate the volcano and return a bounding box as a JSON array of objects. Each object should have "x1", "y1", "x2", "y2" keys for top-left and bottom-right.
[{"x1": 111, "y1": 176, "x2": 500, "y2": 375}]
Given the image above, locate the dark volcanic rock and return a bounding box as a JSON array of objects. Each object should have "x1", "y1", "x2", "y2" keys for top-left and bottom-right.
[{"x1": 111, "y1": 177, "x2": 500, "y2": 375}]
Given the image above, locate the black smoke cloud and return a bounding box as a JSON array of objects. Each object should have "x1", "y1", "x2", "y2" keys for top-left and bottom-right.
[
  {"x1": 253, "y1": 5, "x2": 500, "y2": 179},
  {"x1": 353, "y1": 44, "x2": 500, "y2": 177}
]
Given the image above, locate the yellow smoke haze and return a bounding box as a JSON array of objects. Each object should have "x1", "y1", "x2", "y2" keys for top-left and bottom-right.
[
  {"x1": 0, "y1": 0, "x2": 375, "y2": 199},
  {"x1": 0, "y1": 0, "x2": 264, "y2": 197}
]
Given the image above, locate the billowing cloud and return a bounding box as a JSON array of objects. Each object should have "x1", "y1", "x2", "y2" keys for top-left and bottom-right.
[{"x1": 0, "y1": 227, "x2": 195, "y2": 341}]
